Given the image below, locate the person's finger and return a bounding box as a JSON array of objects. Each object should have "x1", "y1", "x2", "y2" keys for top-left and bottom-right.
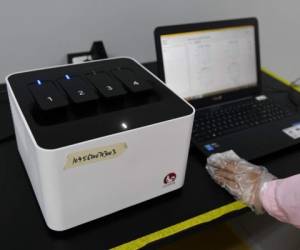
[
  {"x1": 206, "y1": 165, "x2": 232, "y2": 181},
  {"x1": 207, "y1": 157, "x2": 241, "y2": 172},
  {"x1": 207, "y1": 150, "x2": 240, "y2": 166},
  {"x1": 219, "y1": 161, "x2": 242, "y2": 173},
  {"x1": 213, "y1": 171, "x2": 236, "y2": 186},
  {"x1": 224, "y1": 181, "x2": 241, "y2": 196},
  {"x1": 214, "y1": 169, "x2": 235, "y2": 181},
  {"x1": 214, "y1": 175, "x2": 240, "y2": 194},
  {"x1": 207, "y1": 155, "x2": 226, "y2": 168},
  {"x1": 206, "y1": 164, "x2": 218, "y2": 177},
  {"x1": 238, "y1": 160, "x2": 261, "y2": 172},
  {"x1": 208, "y1": 163, "x2": 240, "y2": 177},
  {"x1": 213, "y1": 174, "x2": 227, "y2": 186}
]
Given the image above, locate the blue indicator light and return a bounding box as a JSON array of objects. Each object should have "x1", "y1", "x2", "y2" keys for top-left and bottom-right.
[
  {"x1": 65, "y1": 74, "x2": 71, "y2": 80},
  {"x1": 36, "y1": 80, "x2": 42, "y2": 85},
  {"x1": 204, "y1": 144, "x2": 215, "y2": 152}
]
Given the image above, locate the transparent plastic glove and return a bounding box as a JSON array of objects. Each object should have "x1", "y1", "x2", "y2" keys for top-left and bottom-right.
[{"x1": 206, "y1": 150, "x2": 276, "y2": 214}]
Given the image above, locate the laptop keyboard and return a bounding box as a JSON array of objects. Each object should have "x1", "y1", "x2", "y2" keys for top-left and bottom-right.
[{"x1": 193, "y1": 98, "x2": 293, "y2": 142}]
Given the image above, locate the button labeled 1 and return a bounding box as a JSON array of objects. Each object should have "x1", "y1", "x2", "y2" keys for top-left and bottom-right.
[
  {"x1": 59, "y1": 77, "x2": 98, "y2": 104},
  {"x1": 29, "y1": 81, "x2": 68, "y2": 111},
  {"x1": 112, "y1": 69, "x2": 152, "y2": 93},
  {"x1": 87, "y1": 73, "x2": 127, "y2": 98}
]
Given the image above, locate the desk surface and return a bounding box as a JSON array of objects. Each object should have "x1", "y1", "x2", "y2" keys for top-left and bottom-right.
[{"x1": 1, "y1": 63, "x2": 300, "y2": 249}]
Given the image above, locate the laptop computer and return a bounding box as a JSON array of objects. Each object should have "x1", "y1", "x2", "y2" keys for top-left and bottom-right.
[{"x1": 154, "y1": 17, "x2": 300, "y2": 160}]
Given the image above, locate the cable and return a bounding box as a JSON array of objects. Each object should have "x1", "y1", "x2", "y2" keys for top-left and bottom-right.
[
  {"x1": 0, "y1": 88, "x2": 8, "y2": 103},
  {"x1": 291, "y1": 77, "x2": 300, "y2": 86},
  {"x1": 0, "y1": 87, "x2": 14, "y2": 143},
  {"x1": 0, "y1": 134, "x2": 15, "y2": 144}
]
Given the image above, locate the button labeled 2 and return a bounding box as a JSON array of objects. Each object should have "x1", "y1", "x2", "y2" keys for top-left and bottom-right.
[
  {"x1": 29, "y1": 81, "x2": 68, "y2": 111},
  {"x1": 59, "y1": 77, "x2": 98, "y2": 104}
]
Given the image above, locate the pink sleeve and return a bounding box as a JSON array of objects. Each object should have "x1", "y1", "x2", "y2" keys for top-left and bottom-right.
[{"x1": 259, "y1": 174, "x2": 300, "y2": 228}]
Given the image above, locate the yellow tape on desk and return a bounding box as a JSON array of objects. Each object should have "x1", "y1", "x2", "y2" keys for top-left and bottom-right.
[
  {"x1": 262, "y1": 67, "x2": 292, "y2": 87},
  {"x1": 112, "y1": 201, "x2": 246, "y2": 250},
  {"x1": 261, "y1": 67, "x2": 300, "y2": 94},
  {"x1": 112, "y1": 68, "x2": 287, "y2": 250}
]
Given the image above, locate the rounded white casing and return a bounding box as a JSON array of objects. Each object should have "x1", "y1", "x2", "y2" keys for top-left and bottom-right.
[{"x1": 6, "y1": 57, "x2": 195, "y2": 231}]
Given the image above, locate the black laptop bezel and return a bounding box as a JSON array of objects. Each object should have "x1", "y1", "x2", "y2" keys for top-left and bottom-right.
[{"x1": 154, "y1": 17, "x2": 262, "y2": 107}]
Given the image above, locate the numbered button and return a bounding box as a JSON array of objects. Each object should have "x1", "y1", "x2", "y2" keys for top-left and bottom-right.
[
  {"x1": 29, "y1": 81, "x2": 68, "y2": 111},
  {"x1": 59, "y1": 76, "x2": 98, "y2": 104},
  {"x1": 87, "y1": 73, "x2": 127, "y2": 98},
  {"x1": 112, "y1": 69, "x2": 152, "y2": 93}
]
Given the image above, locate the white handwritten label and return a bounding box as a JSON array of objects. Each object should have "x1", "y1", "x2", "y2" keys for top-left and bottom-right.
[{"x1": 64, "y1": 143, "x2": 127, "y2": 170}]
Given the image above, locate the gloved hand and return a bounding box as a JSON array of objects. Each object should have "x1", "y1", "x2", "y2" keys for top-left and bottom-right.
[{"x1": 206, "y1": 150, "x2": 276, "y2": 214}]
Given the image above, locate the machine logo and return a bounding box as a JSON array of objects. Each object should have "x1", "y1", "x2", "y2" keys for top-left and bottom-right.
[{"x1": 163, "y1": 172, "x2": 177, "y2": 186}]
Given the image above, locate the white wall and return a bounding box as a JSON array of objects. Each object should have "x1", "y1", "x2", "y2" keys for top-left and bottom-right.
[{"x1": 0, "y1": 0, "x2": 299, "y2": 82}]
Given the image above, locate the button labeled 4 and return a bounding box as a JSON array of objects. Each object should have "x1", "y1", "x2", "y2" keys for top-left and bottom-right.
[{"x1": 112, "y1": 69, "x2": 152, "y2": 93}]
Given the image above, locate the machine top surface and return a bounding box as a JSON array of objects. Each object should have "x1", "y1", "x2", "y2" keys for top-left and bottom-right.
[{"x1": 7, "y1": 58, "x2": 193, "y2": 149}]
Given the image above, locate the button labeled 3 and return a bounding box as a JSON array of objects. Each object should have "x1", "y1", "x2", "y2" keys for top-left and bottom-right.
[{"x1": 87, "y1": 73, "x2": 127, "y2": 98}]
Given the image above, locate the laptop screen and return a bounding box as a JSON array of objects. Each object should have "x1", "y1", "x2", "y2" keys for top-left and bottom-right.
[{"x1": 160, "y1": 25, "x2": 258, "y2": 100}]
